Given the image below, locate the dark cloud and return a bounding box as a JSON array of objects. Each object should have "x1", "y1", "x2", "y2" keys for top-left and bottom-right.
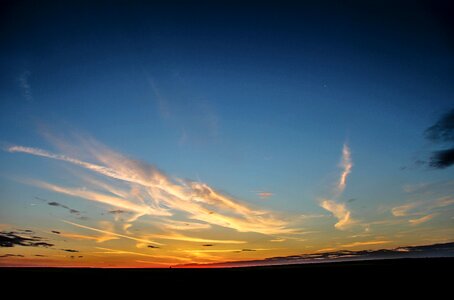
[
  {"x1": 425, "y1": 109, "x2": 454, "y2": 169},
  {"x1": 202, "y1": 244, "x2": 214, "y2": 247},
  {"x1": 51, "y1": 231, "x2": 61, "y2": 234},
  {"x1": 147, "y1": 245, "x2": 159, "y2": 249},
  {"x1": 61, "y1": 249, "x2": 79, "y2": 253},
  {"x1": 108, "y1": 210, "x2": 130, "y2": 214},
  {"x1": 425, "y1": 108, "x2": 454, "y2": 143},
  {"x1": 0, "y1": 231, "x2": 54, "y2": 248},
  {"x1": 35, "y1": 197, "x2": 86, "y2": 218},
  {"x1": 48, "y1": 201, "x2": 81, "y2": 215},
  {"x1": 34, "y1": 254, "x2": 47, "y2": 257},
  {"x1": 241, "y1": 249, "x2": 256, "y2": 252},
  {"x1": 429, "y1": 148, "x2": 454, "y2": 169},
  {"x1": 0, "y1": 254, "x2": 24, "y2": 258}
]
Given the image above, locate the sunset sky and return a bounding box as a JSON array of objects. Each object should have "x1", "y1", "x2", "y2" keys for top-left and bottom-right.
[{"x1": 1, "y1": 1, "x2": 453, "y2": 267}]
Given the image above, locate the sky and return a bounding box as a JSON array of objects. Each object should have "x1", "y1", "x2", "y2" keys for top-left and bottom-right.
[{"x1": 0, "y1": 0, "x2": 453, "y2": 267}]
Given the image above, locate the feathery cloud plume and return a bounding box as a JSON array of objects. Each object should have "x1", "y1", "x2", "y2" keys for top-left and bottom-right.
[
  {"x1": 319, "y1": 143, "x2": 354, "y2": 230},
  {"x1": 8, "y1": 140, "x2": 290, "y2": 235}
]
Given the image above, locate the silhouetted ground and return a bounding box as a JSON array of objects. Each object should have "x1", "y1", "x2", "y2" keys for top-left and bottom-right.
[{"x1": 1, "y1": 258, "x2": 451, "y2": 294}]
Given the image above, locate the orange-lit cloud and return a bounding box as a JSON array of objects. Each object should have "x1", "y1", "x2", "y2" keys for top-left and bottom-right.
[
  {"x1": 63, "y1": 220, "x2": 163, "y2": 246},
  {"x1": 145, "y1": 233, "x2": 246, "y2": 244},
  {"x1": 256, "y1": 191, "x2": 273, "y2": 199},
  {"x1": 320, "y1": 199, "x2": 352, "y2": 230},
  {"x1": 409, "y1": 214, "x2": 436, "y2": 225},
  {"x1": 392, "y1": 197, "x2": 454, "y2": 217},
  {"x1": 340, "y1": 240, "x2": 391, "y2": 248},
  {"x1": 94, "y1": 247, "x2": 192, "y2": 262},
  {"x1": 319, "y1": 143, "x2": 354, "y2": 230},
  {"x1": 9, "y1": 143, "x2": 291, "y2": 235}
]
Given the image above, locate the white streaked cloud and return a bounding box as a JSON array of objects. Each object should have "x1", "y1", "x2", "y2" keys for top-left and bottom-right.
[
  {"x1": 319, "y1": 143, "x2": 354, "y2": 230},
  {"x1": 338, "y1": 144, "x2": 352, "y2": 193},
  {"x1": 63, "y1": 220, "x2": 163, "y2": 246},
  {"x1": 8, "y1": 139, "x2": 291, "y2": 235}
]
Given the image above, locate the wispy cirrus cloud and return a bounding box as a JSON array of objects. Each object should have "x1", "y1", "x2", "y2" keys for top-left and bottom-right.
[
  {"x1": 18, "y1": 71, "x2": 33, "y2": 102},
  {"x1": 319, "y1": 143, "x2": 354, "y2": 230},
  {"x1": 94, "y1": 247, "x2": 192, "y2": 262},
  {"x1": 62, "y1": 220, "x2": 163, "y2": 246},
  {"x1": 409, "y1": 214, "x2": 436, "y2": 226},
  {"x1": 391, "y1": 197, "x2": 454, "y2": 217},
  {"x1": 145, "y1": 233, "x2": 246, "y2": 244},
  {"x1": 338, "y1": 144, "x2": 352, "y2": 194},
  {"x1": 7, "y1": 139, "x2": 291, "y2": 235}
]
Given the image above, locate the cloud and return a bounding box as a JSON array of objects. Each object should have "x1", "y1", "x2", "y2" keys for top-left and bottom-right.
[
  {"x1": 429, "y1": 149, "x2": 454, "y2": 169},
  {"x1": 340, "y1": 240, "x2": 391, "y2": 248},
  {"x1": 149, "y1": 78, "x2": 219, "y2": 145},
  {"x1": 60, "y1": 232, "x2": 119, "y2": 243},
  {"x1": 425, "y1": 108, "x2": 454, "y2": 143},
  {"x1": 256, "y1": 192, "x2": 273, "y2": 199},
  {"x1": 409, "y1": 214, "x2": 436, "y2": 226},
  {"x1": 270, "y1": 238, "x2": 286, "y2": 242},
  {"x1": 8, "y1": 139, "x2": 291, "y2": 235},
  {"x1": 160, "y1": 219, "x2": 211, "y2": 231},
  {"x1": 47, "y1": 201, "x2": 81, "y2": 216},
  {"x1": 95, "y1": 247, "x2": 192, "y2": 262},
  {"x1": 63, "y1": 220, "x2": 162, "y2": 246},
  {"x1": 319, "y1": 143, "x2": 354, "y2": 230},
  {"x1": 0, "y1": 254, "x2": 25, "y2": 258},
  {"x1": 51, "y1": 231, "x2": 61, "y2": 234},
  {"x1": 145, "y1": 233, "x2": 246, "y2": 244},
  {"x1": 425, "y1": 108, "x2": 454, "y2": 169},
  {"x1": 0, "y1": 231, "x2": 53, "y2": 248},
  {"x1": 320, "y1": 200, "x2": 352, "y2": 230},
  {"x1": 338, "y1": 144, "x2": 352, "y2": 193},
  {"x1": 18, "y1": 70, "x2": 33, "y2": 101},
  {"x1": 61, "y1": 249, "x2": 79, "y2": 253},
  {"x1": 392, "y1": 197, "x2": 454, "y2": 217}
]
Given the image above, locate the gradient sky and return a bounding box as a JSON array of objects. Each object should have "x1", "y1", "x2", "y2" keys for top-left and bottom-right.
[{"x1": 1, "y1": 0, "x2": 453, "y2": 267}]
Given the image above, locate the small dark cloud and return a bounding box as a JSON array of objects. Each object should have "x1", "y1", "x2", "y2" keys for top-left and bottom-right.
[
  {"x1": 51, "y1": 231, "x2": 61, "y2": 234},
  {"x1": 429, "y1": 148, "x2": 454, "y2": 169},
  {"x1": 34, "y1": 254, "x2": 47, "y2": 257},
  {"x1": 108, "y1": 210, "x2": 130, "y2": 214},
  {"x1": 147, "y1": 245, "x2": 159, "y2": 249},
  {"x1": 36, "y1": 197, "x2": 86, "y2": 218},
  {"x1": 425, "y1": 109, "x2": 454, "y2": 169},
  {"x1": 0, "y1": 231, "x2": 54, "y2": 248},
  {"x1": 241, "y1": 249, "x2": 256, "y2": 252},
  {"x1": 347, "y1": 198, "x2": 356, "y2": 203},
  {"x1": 48, "y1": 201, "x2": 81, "y2": 215},
  {"x1": 61, "y1": 249, "x2": 79, "y2": 253},
  {"x1": 425, "y1": 108, "x2": 454, "y2": 143},
  {"x1": 0, "y1": 254, "x2": 24, "y2": 258},
  {"x1": 202, "y1": 244, "x2": 214, "y2": 247}
]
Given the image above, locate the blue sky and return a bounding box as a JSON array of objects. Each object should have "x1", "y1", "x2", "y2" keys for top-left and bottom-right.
[{"x1": 0, "y1": 1, "x2": 453, "y2": 267}]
